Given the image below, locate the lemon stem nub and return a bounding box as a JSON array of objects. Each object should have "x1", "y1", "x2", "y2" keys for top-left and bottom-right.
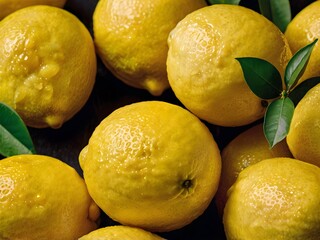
[{"x1": 182, "y1": 179, "x2": 192, "y2": 189}]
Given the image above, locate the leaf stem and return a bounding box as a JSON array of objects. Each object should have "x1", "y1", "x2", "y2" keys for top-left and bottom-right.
[{"x1": 281, "y1": 90, "x2": 288, "y2": 99}]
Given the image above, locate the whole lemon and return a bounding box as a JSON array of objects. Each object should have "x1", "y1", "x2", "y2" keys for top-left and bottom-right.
[
  {"x1": 0, "y1": 0, "x2": 67, "y2": 20},
  {"x1": 167, "y1": 4, "x2": 292, "y2": 127},
  {"x1": 79, "y1": 225, "x2": 165, "y2": 240},
  {"x1": 0, "y1": 5, "x2": 97, "y2": 128},
  {"x1": 215, "y1": 123, "x2": 292, "y2": 218},
  {"x1": 223, "y1": 158, "x2": 320, "y2": 240},
  {"x1": 80, "y1": 101, "x2": 221, "y2": 232},
  {"x1": 0, "y1": 154, "x2": 100, "y2": 240},
  {"x1": 285, "y1": 1, "x2": 320, "y2": 84},
  {"x1": 287, "y1": 83, "x2": 320, "y2": 167},
  {"x1": 93, "y1": 0, "x2": 207, "y2": 96}
]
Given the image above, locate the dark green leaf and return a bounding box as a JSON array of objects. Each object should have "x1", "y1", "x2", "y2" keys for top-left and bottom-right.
[
  {"x1": 236, "y1": 57, "x2": 283, "y2": 99},
  {"x1": 0, "y1": 102, "x2": 36, "y2": 157},
  {"x1": 289, "y1": 77, "x2": 320, "y2": 106},
  {"x1": 207, "y1": 0, "x2": 240, "y2": 5},
  {"x1": 258, "y1": 0, "x2": 272, "y2": 20},
  {"x1": 263, "y1": 97, "x2": 294, "y2": 148},
  {"x1": 258, "y1": 0, "x2": 291, "y2": 32},
  {"x1": 285, "y1": 39, "x2": 318, "y2": 91},
  {"x1": 269, "y1": 0, "x2": 291, "y2": 32}
]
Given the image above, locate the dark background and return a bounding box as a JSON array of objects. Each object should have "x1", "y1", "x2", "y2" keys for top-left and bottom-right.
[{"x1": 26, "y1": 0, "x2": 316, "y2": 239}]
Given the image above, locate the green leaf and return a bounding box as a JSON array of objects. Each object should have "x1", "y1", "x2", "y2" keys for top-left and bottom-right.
[
  {"x1": 269, "y1": 0, "x2": 291, "y2": 33},
  {"x1": 289, "y1": 77, "x2": 320, "y2": 106},
  {"x1": 263, "y1": 97, "x2": 294, "y2": 148},
  {"x1": 285, "y1": 39, "x2": 318, "y2": 91},
  {"x1": 236, "y1": 57, "x2": 283, "y2": 99},
  {"x1": 0, "y1": 102, "x2": 36, "y2": 157},
  {"x1": 207, "y1": 0, "x2": 240, "y2": 5},
  {"x1": 258, "y1": 0, "x2": 291, "y2": 32},
  {"x1": 258, "y1": 0, "x2": 272, "y2": 19}
]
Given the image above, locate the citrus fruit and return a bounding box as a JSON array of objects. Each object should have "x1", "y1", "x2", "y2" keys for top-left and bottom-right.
[
  {"x1": 285, "y1": 1, "x2": 320, "y2": 84},
  {"x1": 93, "y1": 0, "x2": 207, "y2": 96},
  {"x1": 0, "y1": 0, "x2": 67, "y2": 20},
  {"x1": 79, "y1": 225, "x2": 165, "y2": 240},
  {"x1": 286, "y1": 83, "x2": 320, "y2": 167},
  {"x1": 215, "y1": 123, "x2": 292, "y2": 218},
  {"x1": 79, "y1": 101, "x2": 221, "y2": 232},
  {"x1": 223, "y1": 157, "x2": 320, "y2": 239},
  {"x1": 0, "y1": 154, "x2": 100, "y2": 240},
  {"x1": 0, "y1": 5, "x2": 97, "y2": 128},
  {"x1": 167, "y1": 4, "x2": 292, "y2": 127}
]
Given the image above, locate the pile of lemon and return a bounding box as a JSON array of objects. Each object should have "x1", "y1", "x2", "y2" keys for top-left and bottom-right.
[{"x1": 0, "y1": 0, "x2": 320, "y2": 239}]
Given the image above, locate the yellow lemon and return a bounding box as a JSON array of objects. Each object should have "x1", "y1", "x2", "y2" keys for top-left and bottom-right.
[
  {"x1": 0, "y1": 154, "x2": 100, "y2": 240},
  {"x1": 215, "y1": 123, "x2": 292, "y2": 218},
  {"x1": 285, "y1": 1, "x2": 320, "y2": 83},
  {"x1": 286, "y1": 83, "x2": 320, "y2": 167},
  {"x1": 0, "y1": 0, "x2": 67, "y2": 20},
  {"x1": 167, "y1": 4, "x2": 292, "y2": 127},
  {"x1": 223, "y1": 157, "x2": 320, "y2": 240},
  {"x1": 93, "y1": 0, "x2": 207, "y2": 96},
  {"x1": 79, "y1": 101, "x2": 221, "y2": 232},
  {"x1": 0, "y1": 5, "x2": 96, "y2": 128},
  {"x1": 79, "y1": 225, "x2": 165, "y2": 240}
]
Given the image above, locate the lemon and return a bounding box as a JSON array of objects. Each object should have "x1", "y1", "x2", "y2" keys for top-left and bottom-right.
[
  {"x1": 79, "y1": 225, "x2": 165, "y2": 240},
  {"x1": 0, "y1": 0, "x2": 67, "y2": 20},
  {"x1": 285, "y1": 1, "x2": 320, "y2": 83},
  {"x1": 286, "y1": 83, "x2": 320, "y2": 167},
  {"x1": 0, "y1": 5, "x2": 97, "y2": 128},
  {"x1": 223, "y1": 157, "x2": 320, "y2": 240},
  {"x1": 167, "y1": 4, "x2": 292, "y2": 127},
  {"x1": 79, "y1": 101, "x2": 221, "y2": 232},
  {"x1": 215, "y1": 123, "x2": 292, "y2": 218},
  {"x1": 0, "y1": 154, "x2": 100, "y2": 240},
  {"x1": 93, "y1": 0, "x2": 207, "y2": 96}
]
